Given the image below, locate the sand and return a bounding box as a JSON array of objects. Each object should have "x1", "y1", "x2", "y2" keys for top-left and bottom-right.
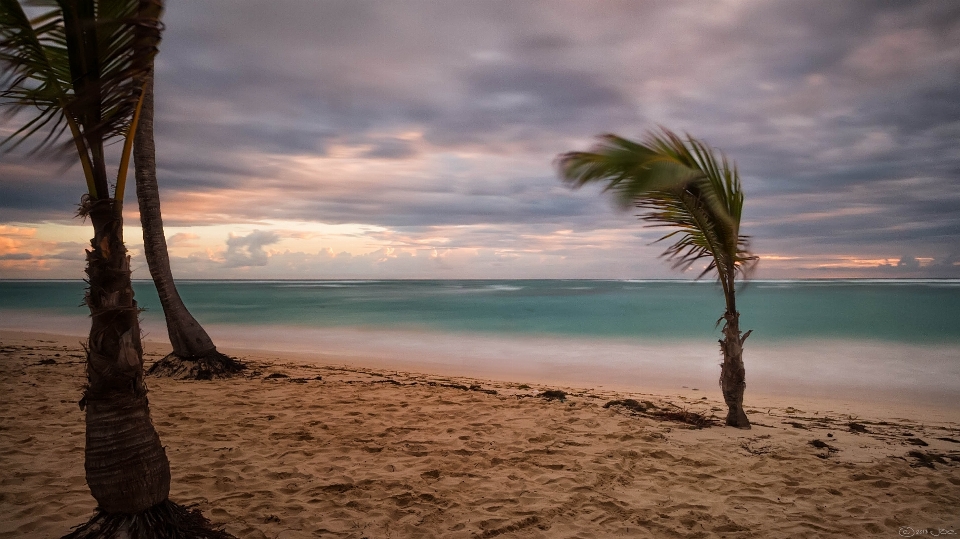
[{"x1": 1, "y1": 330, "x2": 959, "y2": 538}]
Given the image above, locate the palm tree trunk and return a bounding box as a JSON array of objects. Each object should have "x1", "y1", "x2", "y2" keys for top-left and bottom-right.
[
  {"x1": 79, "y1": 197, "x2": 171, "y2": 512},
  {"x1": 134, "y1": 70, "x2": 215, "y2": 357},
  {"x1": 719, "y1": 276, "x2": 751, "y2": 429},
  {"x1": 133, "y1": 71, "x2": 243, "y2": 380},
  {"x1": 67, "y1": 197, "x2": 236, "y2": 538}
]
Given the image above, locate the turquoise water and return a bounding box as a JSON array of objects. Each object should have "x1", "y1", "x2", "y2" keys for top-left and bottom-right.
[
  {"x1": 1, "y1": 279, "x2": 959, "y2": 343},
  {"x1": 2, "y1": 279, "x2": 959, "y2": 405}
]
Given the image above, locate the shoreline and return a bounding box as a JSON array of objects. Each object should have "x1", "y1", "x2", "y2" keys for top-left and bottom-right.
[
  {"x1": 5, "y1": 326, "x2": 959, "y2": 417},
  {"x1": 2, "y1": 330, "x2": 959, "y2": 537}
]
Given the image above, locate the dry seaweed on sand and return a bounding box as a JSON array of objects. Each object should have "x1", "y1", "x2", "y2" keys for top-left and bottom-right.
[
  {"x1": 905, "y1": 450, "x2": 960, "y2": 469},
  {"x1": 604, "y1": 399, "x2": 717, "y2": 429},
  {"x1": 848, "y1": 422, "x2": 869, "y2": 433},
  {"x1": 425, "y1": 381, "x2": 498, "y2": 394},
  {"x1": 540, "y1": 389, "x2": 567, "y2": 402},
  {"x1": 809, "y1": 439, "x2": 840, "y2": 459}
]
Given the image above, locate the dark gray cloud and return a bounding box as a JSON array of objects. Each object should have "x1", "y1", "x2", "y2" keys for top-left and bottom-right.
[
  {"x1": 2, "y1": 0, "x2": 959, "y2": 276},
  {"x1": 0, "y1": 252, "x2": 32, "y2": 260}
]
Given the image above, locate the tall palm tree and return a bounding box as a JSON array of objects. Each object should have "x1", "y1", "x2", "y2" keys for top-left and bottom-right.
[
  {"x1": 557, "y1": 128, "x2": 757, "y2": 429},
  {"x1": 0, "y1": 0, "x2": 233, "y2": 535},
  {"x1": 134, "y1": 67, "x2": 243, "y2": 380}
]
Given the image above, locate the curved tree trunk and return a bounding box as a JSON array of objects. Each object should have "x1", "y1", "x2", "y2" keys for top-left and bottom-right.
[
  {"x1": 133, "y1": 71, "x2": 243, "y2": 380},
  {"x1": 65, "y1": 198, "x2": 234, "y2": 538},
  {"x1": 719, "y1": 276, "x2": 751, "y2": 429}
]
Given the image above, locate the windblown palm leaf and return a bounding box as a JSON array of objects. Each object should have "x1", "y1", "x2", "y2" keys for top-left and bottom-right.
[
  {"x1": 0, "y1": 0, "x2": 162, "y2": 199},
  {"x1": 558, "y1": 128, "x2": 756, "y2": 286}
]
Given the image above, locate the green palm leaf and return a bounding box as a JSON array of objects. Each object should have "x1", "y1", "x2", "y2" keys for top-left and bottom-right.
[{"x1": 557, "y1": 128, "x2": 756, "y2": 286}]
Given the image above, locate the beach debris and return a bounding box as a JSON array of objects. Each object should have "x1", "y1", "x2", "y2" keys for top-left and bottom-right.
[
  {"x1": 809, "y1": 439, "x2": 839, "y2": 458},
  {"x1": 540, "y1": 389, "x2": 567, "y2": 402},
  {"x1": 425, "y1": 381, "x2": 497, "y2": 395},
  {"x1": 37, "y1": 358, "x2": 57, "y2": 365},
  {"x1": 784, "y1": 421, "x2": 808, "y2": 430},
  {"x1": 264, "y1": 372, "x2": 289, "y2": 379},
  {"x1": 906, "y1": 450, "x2": 952, "y2": 468},
  {"x1": 653, "y1": 409, "x2": 715, "y2": 429},
  {"x1": 604, "y1": 399, "x2": 716, "y2": 429},
  {"x1": 604, "y1": 399, "x2": 648, "y2": 412},
  {"x1": 906, "y1": 437, "x2": 928, "y2": 446},
  {"x1": 848, "y1": 422, "x2": 869, "y2": 433},
  {"x1": 740, "y1": 438, "x2": 774, "y2": 456},
  {"x1": 937, "y1": 437, "x2": 960, "y2": 444},
  {"x1": 371, "y1": 379, "x2": 402, "y2": 385}
]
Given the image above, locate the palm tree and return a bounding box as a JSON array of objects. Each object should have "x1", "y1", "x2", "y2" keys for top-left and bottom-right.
[
  {"x1": 0, "y1": 0, "x2": 233, "y2": 535},
  {"x1": 557, "y1": 128, "x2": 757, "y2": 429},
  {"x1": 133, "y1": 67, "x2": 243, "y2": 380}
]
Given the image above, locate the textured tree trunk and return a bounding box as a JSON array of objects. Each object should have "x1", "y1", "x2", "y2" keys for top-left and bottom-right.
[
  {"x1": 134, "y1": 71, "x2": 243, "y2": 380},
  {"x1": 78, "y1": 197, "x2": 172, "y2": 511},
  {"x1": 65, "y1": 198, "x2": 234, "y2": 538},
  {"x1": 719, "y1": 276, "x2": 751, "y2": 429}
]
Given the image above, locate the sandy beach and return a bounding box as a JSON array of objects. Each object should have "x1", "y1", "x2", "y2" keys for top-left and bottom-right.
[{"x1": 1, "y1": 330, "x2": 958, "y2": 538}]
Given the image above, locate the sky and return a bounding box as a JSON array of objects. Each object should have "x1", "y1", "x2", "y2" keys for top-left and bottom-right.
[{"x1": 2, "y1": 0, "x2": 959, "y2": 280}]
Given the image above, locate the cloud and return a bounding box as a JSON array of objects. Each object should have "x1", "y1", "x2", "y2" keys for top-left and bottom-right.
[
  {"x1": 2, "y1": 1, "x2": 959, "y2": 278},
  {"x1": 223, "y1": 230, "x2": 280, "y2": 267},
  {"x1": 896, "y1": 256, "x2": 921, "y2": 270},
  {"x1": 0, "y1": 253, "x2": 33, "y2": 260},
  {"x1": 166, "y1": 232, "x2": 200, "y2": 246},
  {"x1": 0, "y1": 225, "x2": 87, "y2": 277}
]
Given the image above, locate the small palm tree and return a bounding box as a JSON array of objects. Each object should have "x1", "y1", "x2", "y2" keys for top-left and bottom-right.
[
  {"x1": 557, "y1": 128, "x2": 757, "y2": 428},
  {"x1": 1, "y1": 0, "x2": 233, "y2": 535}
]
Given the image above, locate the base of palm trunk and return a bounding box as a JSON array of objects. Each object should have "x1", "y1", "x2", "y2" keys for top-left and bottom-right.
[
  {"x1": 147, "y1": 351, "x2": 245, "y2": 380},
  {"x1": 725, "y1": 406, "x2": 751, "y2": 429},
  {"x1": 62, "y1": 500, "x2": 235, "y2": 539}
]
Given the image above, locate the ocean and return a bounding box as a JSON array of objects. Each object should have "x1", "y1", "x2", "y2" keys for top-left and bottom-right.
[{"x1": 2, "y1": 279, "x2": 959, "y2": 407}]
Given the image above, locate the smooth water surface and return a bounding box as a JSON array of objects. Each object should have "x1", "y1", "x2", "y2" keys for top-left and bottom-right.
[
  {"x1": 2, "y1": 279, "x2": 959, "y2": 343},
  {"x1": 3, "y1": 279, "x2": 959, "y2": 406}
]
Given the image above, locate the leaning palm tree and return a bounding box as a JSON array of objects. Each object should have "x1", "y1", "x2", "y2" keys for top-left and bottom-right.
[
  {"x1": 557, "y1": 128, "x2": 757, "y2": 429},
  {"x1": 134, "y1": 65, "x2": 243, "y2": 380},
  {"x1": 0, "y1": 0, "x2": 233, "y2": 535}
]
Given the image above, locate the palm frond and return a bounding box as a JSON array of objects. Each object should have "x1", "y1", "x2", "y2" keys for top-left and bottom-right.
[
  {"x1": 1, "y1": 0, "x2": 163, "y2": 198},
  {"x1": 557, "y1": 133, "x2": 704, "y2": 208},
  {"x1": 557, "y1": 127, "x2": 756, "y2": 282},
  {"x1": 0, "y1": 0, "x2": 71, "y2": 149}
]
